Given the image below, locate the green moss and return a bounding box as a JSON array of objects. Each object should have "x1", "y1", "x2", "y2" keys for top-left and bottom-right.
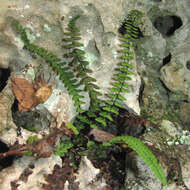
[
  {"x1": 55, "y1": 140, "x2": 74, "y2": 157},
  {"x1": 24, "y1": 150, "x2": 33, "y2": 156},
  {"x1": 162, "y1": 112, "x2": 179, "y2": 123},
  {"x1": 23, "y1": 125, "x2": 36, "y2": 132},
  {"x1": 27, "y1": 135, "x2": 38, "y2": 144}
]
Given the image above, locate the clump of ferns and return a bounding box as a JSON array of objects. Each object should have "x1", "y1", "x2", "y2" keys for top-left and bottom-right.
[{"x1": 12, "y1": 10, "x2": 167, "y2": 186}]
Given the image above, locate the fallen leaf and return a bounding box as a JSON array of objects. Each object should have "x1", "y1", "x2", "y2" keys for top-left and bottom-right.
[
  {"x1": 89, "y1": 129, "x2": 130, "y2": 149},
  {"x1": 88, "y1": 128, "x2": 115, "y2": 142},
  {"x1": 11, "y1": 76, "x2": 53, "y2": 112},
  {"x1": 11, "y1": 77, "x2": 38, "y2": 112},
  {"x1": 35, "y1": 85, "x2": 52, "y2": 103}
]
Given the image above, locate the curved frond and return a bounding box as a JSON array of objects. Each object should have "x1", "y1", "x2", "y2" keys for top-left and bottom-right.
[{"x1": 103, "y1": 136, "x2": 167, "y2": 186}]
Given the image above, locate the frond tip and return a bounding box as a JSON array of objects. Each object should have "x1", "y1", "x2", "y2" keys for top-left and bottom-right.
[{"x1": 103, "y1": 136, "x2": 167, "y2": 186}]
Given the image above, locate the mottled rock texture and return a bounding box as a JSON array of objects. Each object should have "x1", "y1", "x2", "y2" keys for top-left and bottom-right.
[{"x1": 0, "y1": 0, "x2": 190, "y2": 189}]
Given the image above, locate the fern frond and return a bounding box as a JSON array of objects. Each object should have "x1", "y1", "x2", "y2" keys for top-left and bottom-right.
[
  {"x1": 62, "y1": 15, "x2": 104, "y2": 127},
  {"x1": 103, "y1": 136, "x2": 167, "y2": 186},
  {"x1": 12, "y1": 20, "x2": 86, "y2": 115},
  {"x1": 98, "y1": 10, "x2": 144, "y2": 127}
]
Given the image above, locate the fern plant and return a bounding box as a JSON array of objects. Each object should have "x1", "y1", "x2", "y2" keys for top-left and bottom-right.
[{"x1": 11, "y1": 10, "x2": 167, "y2": 186}]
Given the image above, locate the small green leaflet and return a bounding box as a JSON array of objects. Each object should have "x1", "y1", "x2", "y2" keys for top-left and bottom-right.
[
  {"x1": 90, "y1": 124, "x2": 99, "y2": 129},
  {"x1": 74, "y1": 49, "x2": 85, "y2": 55},
  {"x1": 120, "y1": 88, "x2": 130, "y2": 93},
  {"x1": 55, "y1": 140, "x2": 74, "y2": 157},
  {"x1": 121, "y1": 55, "x2": 134, "y2": 61},
  {"x1": 112, "y1": 82, "x2": 122, "y2": 88},
  {"x1": 76, "y1": 107, "x2": 85, "y2": 113},
  {"x1": 118, "y1": 73, "x2": 129, "y2": 78},
  {"x1": 118, "y1": 49, "x2": 134, "y2": 55},
  {"x1": 114, "y1": 101, "x2": 124, "y2": 108},
  {"x1": 110, "y1": 87, "x2": 120, "y2": 93},
  {"x1": 102, "y1": 106, "x2": 119, "y2": 115},
  {"x1": 87, "y1": 111, "x2": 97, "y2": 118},
  {"x1": 118, "y1": 62, "x2": 135, "y2": 68},
  {"x1": 76, "y1": 115, "x2": 91, "y2": 124},
  {"x1": 113, "y1": 76, "x2": 132, "y2": 82},
  {"x1": 85, "y1": 83, "x2": 100, "y2": 91},
  {"x1": 113, "y1": 81, "x2": 130, "y2": 88},
  {"x1": 99, "y1": 112, "x2": 113, "y2": 121},
  {"x1": 27, "y1": 135, "x2": 38, "y2": 144},
  {"x1": 104, "y1": 100, "x2": 114, "y2": 106},
  {"x1": 95, "y1": 117, "x2": 107, "y2": 127},
  {"x1": 106, "y1": 93, "x2": 117, "y2": 99},
  {"x1": 80, "y1": 76, "x2": 96, "y2": 84},
  {"x1": 119, "y1": 43, "x2": 131, "y2": 48},
  {"x1": 66, "y1": 122, "x2": 79, "y2": 135},
  {"x1": 117, "y1": 94, "x2": 126, "y2": 101}
]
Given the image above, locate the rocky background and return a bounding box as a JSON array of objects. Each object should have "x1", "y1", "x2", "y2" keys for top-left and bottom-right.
[{"x1": 0, "y1": 0, "x2": 190, "y2": 189}]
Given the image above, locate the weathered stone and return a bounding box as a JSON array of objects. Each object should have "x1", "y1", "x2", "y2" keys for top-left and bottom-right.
[
  {"x1": 0, "y1": 0, "x2": 190, "y2": 189},
  {"x1": 0, "y1": 155, "x2": 62, "y2": 190},
  {"x1": 0, "y1": 33, "x2": 19, "y2": 68}
]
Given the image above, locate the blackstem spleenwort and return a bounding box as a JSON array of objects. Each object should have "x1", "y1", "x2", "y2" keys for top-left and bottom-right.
[{"x1": 12, "y1": 10, "x2": 167, "y2": 186}]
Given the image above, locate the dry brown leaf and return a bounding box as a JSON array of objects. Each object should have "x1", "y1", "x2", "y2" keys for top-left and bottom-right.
[
  {"x1": 11, "y1": 77, "x2": 53, "y2": 112},
  {"x1": 88, "y1": 128, "x2": 116, "y2": 142},
  {"x1": 35, "y1": 86, "x2": 52, "y2": 103},
  {"x1": 11, "y1": 77, "x2": 38, "y2": 112},
  {"x1": 33, "y1": 75, "x2": 53, "y2": 103}
]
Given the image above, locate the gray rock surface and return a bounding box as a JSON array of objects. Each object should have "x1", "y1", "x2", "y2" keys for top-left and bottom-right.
[{"x1": 0, "y1": 0, "x2": 190, "y2": 189}]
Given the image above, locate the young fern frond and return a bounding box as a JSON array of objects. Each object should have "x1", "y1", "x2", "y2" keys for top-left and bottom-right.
[{"x1": 103, "y1": 136, "x2": 167, "y2": 186}]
